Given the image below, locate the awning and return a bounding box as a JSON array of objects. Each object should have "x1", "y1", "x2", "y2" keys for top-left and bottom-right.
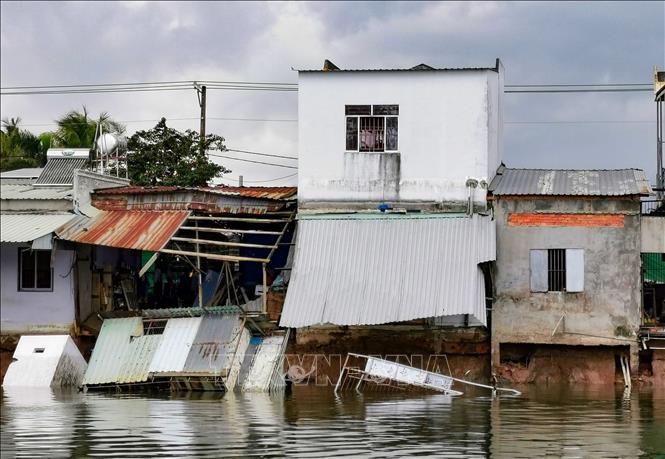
[
  {"x1": 279, "y1": 214, "x2": 496, "y2": 328},
  {"x1": 55, "y1": 210, "x2": 189, "y2": 251},
  {"x1": 1, "y1": 213, "x2": 77, "y2": 243}
]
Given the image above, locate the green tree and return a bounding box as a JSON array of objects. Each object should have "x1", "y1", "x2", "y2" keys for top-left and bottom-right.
[
  {"x1": 127, "y1": 118, "x2": 229, "y2": 186},
  {"x1": 0, "y1": 117, "x2": 46, "y2": 171},
  {"x1": 54, "y1": 106, "x2": 124, "y2": 148}
]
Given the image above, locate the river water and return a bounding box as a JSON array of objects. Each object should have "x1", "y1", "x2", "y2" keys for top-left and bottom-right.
[{"x1": 1, "y1": 385, "x2": 663, "y2": 458}]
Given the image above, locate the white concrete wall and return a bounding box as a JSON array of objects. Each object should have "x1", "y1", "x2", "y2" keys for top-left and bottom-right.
[
  {"x1": 298, "y1": 69, "x2": 503, "y2": 205},
  {"x1": 641, "y1": 217, "x2": 665, "y2": 253},
  {"x1": 1, "y1": 243, "x2": 76, "y2": 334}
]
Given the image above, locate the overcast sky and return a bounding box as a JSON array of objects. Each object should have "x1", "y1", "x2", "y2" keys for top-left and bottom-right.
[{"x1": 1, "y1": 1, "x2": 664, "y2": 185}]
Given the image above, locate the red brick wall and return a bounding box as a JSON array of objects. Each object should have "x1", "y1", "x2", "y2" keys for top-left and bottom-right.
[{"x1": 508, "y1": 213, "x2": 625, "y2": 228}]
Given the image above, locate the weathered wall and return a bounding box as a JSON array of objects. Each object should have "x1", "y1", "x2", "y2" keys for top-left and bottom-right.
[
  {"x1": 0, "y1": 243, "x2": 76, "y2": 334},
  {"x1": 286, "y1": 325, "x2": 490, "y2": 384},
  {"x1": 641, "y1": 216, "x2": 665, "y2": 253},
  {"x1": 298, "y1": 69, "x2": 503, "y2": 208},
  {"x1": 73, "y1": 170, "x2": 129, "y2": 215},
  {"x1": 492, "y1": 197, "x2": 642, "y2": 369}
]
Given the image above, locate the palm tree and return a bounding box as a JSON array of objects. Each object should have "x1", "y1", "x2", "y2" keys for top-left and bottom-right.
[
  {"x1": 0, "y1": 117, "x2": 44, "y2": 170},
  {"x1": 53, "y1": 106, "x2": 125, "y2": 148}
]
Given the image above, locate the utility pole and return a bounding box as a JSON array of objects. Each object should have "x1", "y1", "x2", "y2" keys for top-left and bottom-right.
[{"x1": 197, "y1": 84, "x2": 207, "y2": 155}]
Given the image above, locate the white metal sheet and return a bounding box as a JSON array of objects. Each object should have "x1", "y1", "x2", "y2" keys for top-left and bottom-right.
[
  {"x1": 280, "y1": 214, "x2": 495, "y2": 327},
  {"x1": 241, "y1": 336, "x2": 286, "y2": 392},
  {"x1": 149, "y1": 317, "x2": 202, "y2": 373},
  {"x1": 530, "y1": 249, "x2": 548, "y2": 292},
  {"x1": 566, "y1": 248, "x2": 585, "y2": 292}
]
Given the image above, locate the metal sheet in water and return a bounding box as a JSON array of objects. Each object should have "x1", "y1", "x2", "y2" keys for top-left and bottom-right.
[
  {"x1": 116, "y1": 335, "x2": 163, "y2": 384},
  {"x1": 83, "y1": 318, "x2": 143, "y2": 386},
  {"x1": 241, "y1": 336, "x2": 286, "y2": 392},
  {"x1": 149, "y1": 317, "x2": 202, "y2": 374},
  {"x1": 183, "y1": 315, "x2": 242, "y2": 374}
]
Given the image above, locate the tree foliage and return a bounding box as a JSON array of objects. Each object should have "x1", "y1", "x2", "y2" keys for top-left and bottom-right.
[
  {"x1": 54, "y1": 107, "x2": 124, "y2": 148},
  {"x1": 0, "y1": 117, "x2": 48, "y2": 171},
  {"x1": 127, "y1": 118, "x2": 229, "y2": 186}
]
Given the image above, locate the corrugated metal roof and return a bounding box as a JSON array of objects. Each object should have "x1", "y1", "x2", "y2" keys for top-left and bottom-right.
[
  {"x1": 488, "y1": 168, "x2": 651, "y2": 196},
  {"x1": 94, "y1": 185, "x2": 297, "y2": 201},
  {"x1": 183, "y1": 315, "x2": 242, "y2": 374},
  {"x1": 55, "y1": 210, "x2": 189, "y2": 251},
  {"x1": 0, "y1": 184, "x2": 72, "y2": 200},
  {"x1": 280, "y1": 214, "x2": 495, "y2": 328},
  {"x1": 1, "y1": 213, "x2": 76, "y2": 242},
  {"x1": 34, "y1": 157, "x2": 87, "y2": 186},
  {"x1": 0, "y1": 168, "x2": 43, "y2": 179},
  {"x1": 298, "y1": 64, "x2": 498, "y2": 73},
  {"x1": 149, "y1": 317, "x2": 202, "y2": 374},
  {"x1": 83, "y1": 318, "x2": 143, "y2": 386}
]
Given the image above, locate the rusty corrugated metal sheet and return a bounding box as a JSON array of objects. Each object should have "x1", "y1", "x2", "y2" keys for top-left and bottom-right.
[
  {"x1": 488, "y1": 168, "x2": 652, "y2": 197},
  {"x1": 55, "y1": 210, "x2": 189, "y2": 251},
  {"x1": 94, "y1": 185, "x2": 297, "y2": 201}
]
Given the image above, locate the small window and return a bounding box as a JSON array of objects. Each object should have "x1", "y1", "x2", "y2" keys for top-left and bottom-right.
[
  {"x1": 33, "y1": 348, "x2": 45, "y2": 354},
  {"x1": 143, "y1": 319, "x2": 168, "y2": 335},
  {"x1": 345, "y1": 104, "x2": 399, "y2": 152},
  {"x1": 530, "y1": 248, "x2": 584, "y2": 293},
  {"x1": 548, "y1": 249, "x2": 566, "y2": 292},
  {"x1": 19, "y1": 248, "x2": 52, "y2": 291}
]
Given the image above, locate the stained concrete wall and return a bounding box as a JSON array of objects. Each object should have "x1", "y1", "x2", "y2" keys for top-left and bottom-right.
[
  {"x1": 73, "y1": 170, "x2": 129, "y2": 216},
  {"x1": 491, "y1": 197, "x2": 642, "y2": 370},
  {"x1": 298, "y1": 67, "x2": 503, "y2": 208},
  {"x1": 1, "y1": 243, "x2": 76, "y2": 334},
  {"x1": 641, "y1": 216, "x2": 665, "y2": 253}
]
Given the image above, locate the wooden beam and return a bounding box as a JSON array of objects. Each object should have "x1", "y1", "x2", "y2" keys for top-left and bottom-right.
[
  {"x1": 138, "y1": 252, "x2": 159, "y2": 278},
  {"x1": 266, "y1": 211, "x2": 296, "y2": 262},
  {"x1": 170, "y1": 237, "x2": 276, "y2": 250},
  {"x1": 179, "y1": 226, "x2": 282, "y2": 235},
  {"x1": 188, "y1": 216, "x2": 288, "y2": 223},
  {"x1": 159, "y1": 248, "x2": 269, "y2": 263}
]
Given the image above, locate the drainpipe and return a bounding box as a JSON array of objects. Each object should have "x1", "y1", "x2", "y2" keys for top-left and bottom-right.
[{"x1": 465, "y1": 178, "x2": 479, "y2": 215}]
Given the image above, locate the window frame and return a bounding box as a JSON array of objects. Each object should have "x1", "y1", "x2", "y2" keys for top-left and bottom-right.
[
  {"x1": 345, "y1": 104, "x2": 399, "y2": 153},
  {"x1": 18, "y1": 247, "x2": 53, "y2": 292},
  {"x1": 529, "y1": 248, "x2": 584, "y2": 293}
]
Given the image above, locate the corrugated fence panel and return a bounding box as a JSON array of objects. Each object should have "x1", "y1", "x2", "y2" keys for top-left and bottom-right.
[
  {"x1": 183, "y1": 315, "x2": 242, "y2": 374},
  {"x1": 149, "y1": 317, "x2": 202, "y2": 374},
  {"x1": 280, "y1": 214, "x2": 495, "y2": 328},
  {"x1": 116, "y1": 335, "x2": 163, "y2": 384},
  {"x1": 83, "y1": 318, "x2": 143, "y2": 385}
]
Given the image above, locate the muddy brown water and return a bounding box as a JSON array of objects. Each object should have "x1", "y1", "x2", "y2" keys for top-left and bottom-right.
[{"x1": 1, "y1": 385, "x2": 663, "y2": 458}]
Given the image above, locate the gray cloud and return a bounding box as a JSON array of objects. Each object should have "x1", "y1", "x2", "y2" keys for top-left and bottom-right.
[{"x1": 1, "y1": 1, "x2": 663, "y2": 185}]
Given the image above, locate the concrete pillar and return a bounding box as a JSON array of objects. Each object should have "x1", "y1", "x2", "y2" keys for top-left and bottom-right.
[
  {"x1": 629, "y1": 342, "x2": 640, "y2": 378},
  {"x1": 491, "y1": 338, "x2": 501, "y2": 373}
]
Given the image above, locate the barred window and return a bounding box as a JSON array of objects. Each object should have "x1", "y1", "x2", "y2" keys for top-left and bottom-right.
[
  {"x1": 345, "y1": 105, "x2": 398, "y2": 152},
  {"x1": 19, "y1": 248, "x2": 52, "y2": 291}
]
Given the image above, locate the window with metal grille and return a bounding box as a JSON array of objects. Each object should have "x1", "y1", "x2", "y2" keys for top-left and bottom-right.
[
  {"x1": 530, "y1": 248, "x2": 584, "y2": 293},
  {"x1": 345, "y1": 105, "x2": 398, "y2": 152},
  {"x1": 547, "y1": 249, "x2": 566, "y2": 291},
  {"x1": 143, "y1": 319, "x2": 168, "y2": 335},
  {"x1": 18, "y1": 248, "x2": 52, "y2": 291}
]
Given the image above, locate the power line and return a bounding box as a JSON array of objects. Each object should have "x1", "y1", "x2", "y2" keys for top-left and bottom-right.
[
  {"x1": 14, "y1": 116, "x2": 298, "y2": 127},
  {"x1": 222, "y1": 172, "x2": 298, "y2": 183},
  {"x1": 505, "y1": 83, "x2": 650, "y2": 88},
  {"x1": 505, "y1": 120, "x2": 655, "y2": 125},
  {"x1": 206, "y1": 152, "x2": 297, "y2": 169},
  {"x1": 505, "y1": 88, "x2": 651, "y2": 93},
  {"x1": 226, "y1": 148, "x2": 297, "y2": 160}
]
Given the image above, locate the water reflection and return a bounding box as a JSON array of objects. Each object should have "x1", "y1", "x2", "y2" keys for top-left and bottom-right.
[{"x1": 1, "y1": 385, "x2": 663, "y2": 458}]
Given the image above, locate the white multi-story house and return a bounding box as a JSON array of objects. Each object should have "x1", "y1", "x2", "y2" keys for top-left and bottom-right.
[
  {"x1": 281, "y1": 60, "x2": 504, "y2": 337},
  {"x1": 296, "y1": 59, "x2": 504, "y2": 210}
]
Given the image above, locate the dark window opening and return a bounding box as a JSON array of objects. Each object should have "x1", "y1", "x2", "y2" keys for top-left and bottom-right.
[
  {"x1": 345, "y1": 105, "x2": 399, "y2": 152},
  {"x1": 548, "y1": 249, "x2": 566, "y2": 292},
  {"x1": 33, "y1": 348, "x2": 45, "y2": 353},
  {"x1": 143, "y1": 319, "x2": 168, "y2": 335},
  {"x1": 359, "y1": 116, "x2": 385, "y2": 152},
  {"x1": 19, "y1": 248, "x2": 52, "y2": 291}
]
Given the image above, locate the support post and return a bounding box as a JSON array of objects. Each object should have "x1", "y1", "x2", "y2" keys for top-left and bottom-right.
[
  {"x1": 195, "y1": 220, "x2": 203, "y2": 308},
  {"x1": 199, "y1": 85, "x2": 207, "y2": 156},
  {"x1": 262, "y1": 263, "x2": 267, "y2": 313}
]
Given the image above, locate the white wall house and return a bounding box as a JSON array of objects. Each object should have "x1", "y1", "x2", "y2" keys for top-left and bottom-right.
[{"x1": 297, "y1": 60, "x2": 504, "y2": 208}]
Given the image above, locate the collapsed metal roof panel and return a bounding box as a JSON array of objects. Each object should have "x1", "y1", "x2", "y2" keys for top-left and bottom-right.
[
  {"x1": 183, "y1": 315, "x2": 243, "y2": 374},
  {"x1": 83, "y1": 317, "x2": 144, "y2": 386},
  {"x1": 1, "y1": 213, "x2": 76, "y2": 243},
  {"x1": 148, "y1": 317, "x2": 202, "y2": 374},
  {"x1": 55, "y1": 210, "x2": 189, "y2": 251},
  {"x1": 280, "y1": 214, "x2": 495, "y2": 328},
  {"x1": 34, "y1": 157, "x2": 87, "y2": 186},
  {"x1": 488, "y1": 168, "x2": 651, "y2": 196}
]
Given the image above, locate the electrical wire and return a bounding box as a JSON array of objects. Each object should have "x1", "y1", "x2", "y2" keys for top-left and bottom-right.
[
  {"x1": 226, "y1": 148, "x2": 297, "y2": 160},
  {"x1": 222, "y1": 172, "x2": 298, "y2": 183},
  {"x1": 206, "y1": 152, "x2": 297, "y2": 169}
]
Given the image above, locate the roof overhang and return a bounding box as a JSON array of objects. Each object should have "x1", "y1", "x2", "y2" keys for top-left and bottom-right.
[
  {"x1": 279, "y1": 214, "x2": 495, "y2": 328},
  {"x1": 1, "y1": 213, "x2": 77, "y2": 243}
]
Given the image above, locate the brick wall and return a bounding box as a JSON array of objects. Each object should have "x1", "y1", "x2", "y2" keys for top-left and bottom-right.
[{"x1": 508, "y1": 213, "x2": 624, "y2": 228}]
